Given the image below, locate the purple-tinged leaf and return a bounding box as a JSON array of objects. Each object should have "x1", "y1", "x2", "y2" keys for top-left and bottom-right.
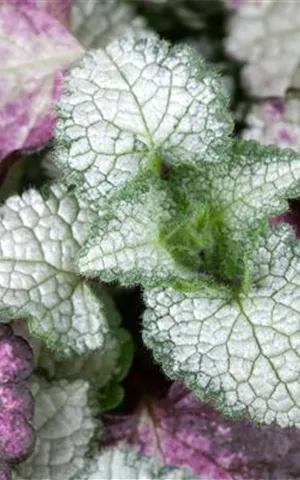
[
  {"x1": 244, "y1": 98, "x2": 300, "y2": 152},
  {"x1": 6, "y1": 0, "x2": 72, "y2": 27},
  {"x1": 0, "y1": 4, "x2": 84, "y2": 163},
  {"x1": 225, "y1": 1, "x2": 300, "y2": 97},
  {"x1": 101, "y1": 381, "x2": 300, "y2": 479},
  {"x1": 271, "y1": 198, "x2": 300, "y2": 239},
  {"x1": 0, "y1": 411, "x2": 35, "y2": 463},
  {"x1": 0, "y1": 383, "x2": 34, "y2": 421},
  {"x1": 243, "y1": 97, "x2": 300, "y2": 237},
  {"x1": 0, "y1": 335, "x2": 33, "y2": 384},
  {"x1": 0, "y1": 459, "x2": 11, "y2": 480}
]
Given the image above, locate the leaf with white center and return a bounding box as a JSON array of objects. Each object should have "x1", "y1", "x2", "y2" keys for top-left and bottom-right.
[
  {"x1": 72, "y1": 0, "x2": 148, "y2": 49},
  {"x1": 78, "y1": 176, "x2": 211, "y2": 290},
  {"x1": 54, "y1": 36, "x2": 232, "y2": 209},
  {"x1": 72, "y1": 447, "x2": 198, "y2": 480},
  {"x1": 224, "y1": 1, "x2": 300, "y2": 97},
  {"x1": 143, "y1": 224, "x2": 300, "y2": 428},
  {"x1": 0, "y1": 183, "x2": 120, "y2": 357},
  {"x1": 14, "y1": 376, "x2": 100, "y2": 480},
  {"x1": 192, "y1": 139, "x2": 300, "y2": 232}
]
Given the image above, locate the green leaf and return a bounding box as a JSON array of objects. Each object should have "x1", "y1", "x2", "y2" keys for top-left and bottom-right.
[
  {"x1": 143, "y1": 224, "x2": 300, "y2": 428},
  {"x1": 203, "y1": 139, "x2": 300, "y2": 231},
  {"x1": 77, "y1": 176, "x2": 210, "y2": 291},
  {"x1": 14, "y1": 375, "x2": 101, "y2": 480},
  {"x1": 79, "y1": 137, "x2": 300, "y2": 292},
  {"x1": 54, "y1": 36, "x2": 232, "y2": 209},
  {"x1": 0, "y1": 183, "x2": 120, "y2": 357},
  {"x1": 71, "y1": 447, "x2": 198, "y2": 480}
]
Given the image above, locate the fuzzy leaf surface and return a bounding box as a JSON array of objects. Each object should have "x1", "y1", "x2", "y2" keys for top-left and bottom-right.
[
  {"x1": 0, "y1": 4, "x2": 83, "y2": 162},
  {"x1": 14, "y1": 376, "x2": 100, "y2": 480},
  {"x1": 72, "y1": 0, "x2": 148, "y2": 49},
  {"x1": 143, "y1": 225, "x2": 300, "y2": 427},
  {"x1": 72, "y1": 447, "x2": 197, "y2": 480},
  {"x1": 79, "y1": 139, "x2": 300, "y2": 291},
  {"x1": 78, "y1": 176, "x2": 207, "y2": 290},
  {"x1": 0, "y1": 183, "x2": 120, "y2": 357},
  {"x1": 54, "y1": 36, "x2": 232, "y2": 209},
  {"x1": 193, "y1": 139, "x2": 300, "y2": 232}
]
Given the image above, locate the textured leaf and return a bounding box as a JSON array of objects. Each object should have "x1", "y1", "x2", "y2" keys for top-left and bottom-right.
[
  {"x1": 0, "y1": 383, "x2": 34, "y2": 422},
  {"x1": 72, "y1": 0, "x2": 148, "y2": 49},
  {"x1": 225, "y1": 1, "x2": 300, "y2": 97},
  {"x1": 78, "y1": 138, "x2": 300, "y2": 292},
  {"x1": 143, "y1": 224, "x2": 300, "y2": 427},
  {"x1": 37, "y1": 327, "x2": 133, "y2": 412},
  {"x1": 101, "y1": 380, "x2": 300, "y2": 480},
  {"x1": 183, "y1": 36, "x2": 235, "y2": 99},
  {"x1": 0, "y1": 411, "x2": 35, "y2": 464},
  {"x1": 0, "y1": 4, "x2": 83, "y2": 162},
  {"x1": 72, "y1": 447, "x2": 197, "y2": 480},
  {"x1": 54, "y1": 36, "x2": 232, "y2": 209},
  {"x1": 78, "y1": 176, "x2": 208, "y2": 290},
  {"x1": 0, "y1": 183, "x2": 120, "y2": 357},
  {"x1": 196, "y1": 139, "x2": 300, "y2": 231},
  {"x1": 0, "y1": 333, "x2": 33, "y2": 384},
  {"x1": 14, "y1": 376, "x2": 100, "y2": 480}
]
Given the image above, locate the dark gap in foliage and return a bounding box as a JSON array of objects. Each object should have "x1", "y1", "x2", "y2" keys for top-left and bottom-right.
[
  {"x1": 0, "y1": 143, "x2": 54, "y2": 205},
  {"x1": 108, "y1": 284, "x2": 172, "y2": 414}
]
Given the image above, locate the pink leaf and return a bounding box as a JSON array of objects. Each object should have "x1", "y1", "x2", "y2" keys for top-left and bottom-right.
[
  {"x1": 6, "y1": 0, "x2": 72, "y2": 27},
  {"x1": 101, "y1": 381, "x2": 300, "y2": 479},
  {"x1": 0, "y1": 4, "x2": 84, "y2": 163}
]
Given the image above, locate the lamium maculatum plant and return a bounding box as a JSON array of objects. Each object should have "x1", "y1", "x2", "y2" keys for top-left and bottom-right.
[{"x1": 2, "y1": 1, "x2": 300, "y2": 479}]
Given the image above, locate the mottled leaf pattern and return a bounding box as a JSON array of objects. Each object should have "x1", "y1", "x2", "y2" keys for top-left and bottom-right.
[
  {"x1": 71, "y1": 447, "x2": 197, "y2": 480},
  {"x1": 54, "y1": 37, "x2": 232, "y2": 208},
  {"x1": 0, "y1": 183, "x2": 120, "y2": 357},
  {"x1": 14, "y1": 376, "x2": 100, "y2": 480},
  {"x1": 143, "y1": 225, "x2": 300, "y2": 427}
]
